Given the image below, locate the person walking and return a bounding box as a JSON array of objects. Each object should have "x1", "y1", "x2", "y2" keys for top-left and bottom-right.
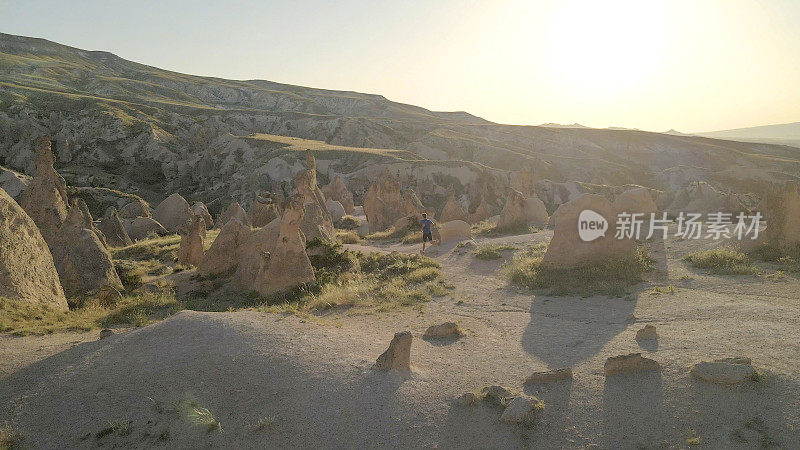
[{"x1": 420, "y1": 213, "x2": 434, "y2": 254}]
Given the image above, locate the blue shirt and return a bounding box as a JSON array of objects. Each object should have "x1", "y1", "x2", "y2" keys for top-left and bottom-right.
[{"x1": 420, "y1": 219, "x2": 433, "y2": 233}]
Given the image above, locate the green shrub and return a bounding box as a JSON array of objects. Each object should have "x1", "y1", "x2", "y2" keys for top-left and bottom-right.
[{"x1": 684, "y1": 247, "x2": 758, "y2": 275}]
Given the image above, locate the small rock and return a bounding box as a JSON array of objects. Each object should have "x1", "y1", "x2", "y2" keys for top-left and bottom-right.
[
  {"x1": 454, "y1": 393, "x2": 476, "y2": 406},
  {"x1": 374, "y1": 331, "x2": 412, "y2": 371},
  {"x1": 423, "y1": 322, "x2": 461, "y2": 339},
  {"x1": 524, "y1": 367, "x2": 573, "y2": 384},
  {"x1": 635, "y1": 324, "x2": 657, "y2": 340},
  {"x1": 99, "y1": 329, "x2": 114, "y2": 340},
  {"x1": 690, "y1": 357, "x2": 755, "y2": 384},
  {"x1": 480, "y1": 385, "x2": 513, "y2": 407},
  {"x1": 500, "y1": 395, "x2": 545, "y2": 424},
  {"x1": 626, "y1": 313, "x2": 637, "y2": 322},
  {"x1": 604, "y1": 353, "x2": 661, "y2": 376}
]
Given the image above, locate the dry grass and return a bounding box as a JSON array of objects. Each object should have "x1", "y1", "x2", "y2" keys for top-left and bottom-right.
[
  {"x1": 336, "y1": 229, "x2": 360, "y2": 244},
  {"x1": 506, "y1": 244, "x2": 653, "y2": 297},
  {"x1": 472, "y1": 220, "x2": 539, "y2": 237},
  {"x1": 0, "y1": 422, "x2": 23, "y2": 449},
  {"x1": 474, "y1": 244, "x2": 517, "y2": 260},
  {"x1": 1, "y1": 290, "x2": 181, "y2": 336},
  {"x1": 683, "y1": 246, "x2": 759, "y2": 275}
]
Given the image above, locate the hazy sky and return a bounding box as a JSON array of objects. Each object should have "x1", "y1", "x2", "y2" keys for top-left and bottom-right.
[{"x1": 2, "y1": 0, "x2": 799, "y2": 132}]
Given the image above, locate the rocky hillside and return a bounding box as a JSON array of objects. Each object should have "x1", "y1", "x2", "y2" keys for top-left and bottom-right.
[{"x1": 2, "y1": 32, "x2": 799, "y2": 213}]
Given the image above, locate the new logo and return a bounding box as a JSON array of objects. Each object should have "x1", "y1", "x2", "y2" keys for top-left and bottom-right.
[{"x1": 578, "y1": 209, "x2": 608, "y2": 242}]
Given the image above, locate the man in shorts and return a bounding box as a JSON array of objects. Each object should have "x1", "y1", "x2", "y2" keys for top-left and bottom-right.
[{"x1": 420, "y1": 212, "x2": 434, "y2": 254}]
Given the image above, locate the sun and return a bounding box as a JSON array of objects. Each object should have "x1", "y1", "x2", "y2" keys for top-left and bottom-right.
[{"x1": 544, "y1": 0, "x2": 671, "y2": 97}]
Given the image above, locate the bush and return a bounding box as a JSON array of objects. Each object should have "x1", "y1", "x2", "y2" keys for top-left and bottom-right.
[
  {"x1": 335, "y1": 215, "x2": 360, "y2": 230},
  {"x1": 683, "y1": 247, "x2": 758, "y2": 275},
  {"x1": 336, "y1": 230, "x2": 360, "y2": 244}
]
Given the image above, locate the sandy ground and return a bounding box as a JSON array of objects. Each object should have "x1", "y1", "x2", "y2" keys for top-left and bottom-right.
[{"x1": 2, "y1": 227, "x2": 800, "y2": 449}]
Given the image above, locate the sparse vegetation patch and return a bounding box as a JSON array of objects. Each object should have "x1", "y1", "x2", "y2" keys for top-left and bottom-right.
[
  {"x1": 683, "y1": 247, "x2": 758, "y2": 275},
  {"x1": 474, "y1": 244, "x2": 517, "y2": 260},
  {"x1": 506, "y1": 245, "x2": 652, "y2": 297}
]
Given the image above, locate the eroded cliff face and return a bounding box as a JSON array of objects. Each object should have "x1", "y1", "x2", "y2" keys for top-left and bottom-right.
[{"x1": 2, "y1": 32, "x2": 798, "y2": 213}]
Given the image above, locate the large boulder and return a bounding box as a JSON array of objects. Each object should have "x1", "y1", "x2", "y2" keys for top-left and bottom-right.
[
  {"x1": 178, "y1": 215, "x2": 205, "y2": 267},
  {"x1": 119, "y1": 198, "x2": 151, "y2": 219},
  {"x1": 218, "y1": 201, "x2": 251, "y2": 229},
  {"x1": 153, "y1": 193, "x2": 193, "y2": 232},
  {"x1": 20, "y1": 138, "x2": 69, "y2": 245},
  {"x1": 300, "y1": 201, "x2": 336, "y2": 243},
  {"x1": 614, "y1": 187, "x2": 657, "y2": 216},
  {"x1": 191, "y1": 201, "x2": 214, "y2": 229},
  {"x1": 541, "y1": 194, "x2": 635, "y2": 268},
  {"x1": 125, "y1": 217, "x2": 168, "y2": 242},
  {"x1": 363, "y1": 168, "x2": 407, "y2": 233},
  {"x1": 321, "y1": 175, "x2": 355, "y2": 215},
  {"x1": 0, "y1": 167, "x2": 29, "y2": 201},
  {"x1": 325, "y1": 199, "x2": 346, "y2": 223},
  {"x1": 252, "y1": 194, "x2": 315, "y2": 296},
  {"x1": 51, "y1": 200, "x2": 123, "y2": 297},
  {"x1": 497, "y1": 189, "x2": 548, "y2": 230},
  {"x1": 98, "y1": 207, "x2": 133, "y2": 247},
  {"x1": 435, "y1": 220, "x2": 471, "y2": 244},
  {"x1": 199, "y1": 216, "x2": 251, "y2": 277},
  {"x1": 248, "y1": 195, "x2": 279, "y2": 228},
  {"x1": 0, "y1": 187, "x2": 67, "y2": 311},
  {"x1": 439, "y1": 187, "x2": 468, "y2": 223}
]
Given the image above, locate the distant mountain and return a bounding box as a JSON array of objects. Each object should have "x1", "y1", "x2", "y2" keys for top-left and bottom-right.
[
  {"x1": 699, "y1": 122, "x2": 800, "y2": 148},
  {"x1": 1, "y1": 32, "x2": 799, "y2": 211},
  {"x1": 539, "y1": 123, "x2": 590, "y2": 128}
]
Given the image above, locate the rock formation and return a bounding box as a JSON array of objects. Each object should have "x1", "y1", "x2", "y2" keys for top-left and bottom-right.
[
  {"x1": 512, "y1": 168, "x2": 537, "y2": 198},
  {"x1": 635, "y1": 324, "x2": 657, "y2": 340},
  {"x1": 191, "y1": 201, "x2": 214, "y2": 229},
  {"x1": 248, "y1": 194, "x2": 279, "y2": 228},
  {"x1": 524, "y1": 368, "x2": 573, "y2": 384},
  {"x1": 374, "y1": 331, "x2": 412, "y2": 371},
  {"x1": 51, "y1": 200, "x2": 123, "y2": 296},
  {"x1": 468, "y1": 195, "x2": 492, "y2": 224},
  {"x1": 439, "y1": 187, "x2": 468, "y2": 223},
  {"x1": 218, "y1": 201, "x2": 251, "y2": 228},
  {"x1": 0, "y1": 187, "x2": 68, "y2": 311},
  {"x1": 434, "y1": 220, "x2": 472, "y2": 244},
  {"x1": 761, "y1": 180, "x2": 800, "y2": 247},
  {"x1": 614, "y1": 187, "x2": 657, "y2": 216},
  {"x1": 153, "y1": 193, "x2": 193, "y2": 232},
  {"x1": 690, "y1": 357, "x2": 755, "y2": 384},
  {"x1": 178, "y1": 214, "x2": 205, "y2": 267},
  {"x1": 98, "y1": 207, "x2": 133, "y2": 247},
  {"x1": 423, "y1": 322, "x2": 461, "y2": 339},
  {"x1": 363, "y1": 168, "x2": 406, "y2": 233},
  {"x1": 125, "y1": 217, "x2": 168, "y2": 241},
  {"x1": 497, "y1": 189, "x2": 549, "y2": 230},
  {"x1": 664, "y1": 181, "x2": 746, "y2": 218},
  {"x1": 321, "y1": 175, "x2": 355, "y2": 215},
  {"x1": 294, "y1": 150, "x2": 334, "y2": 242},
  {"x1": 500, "y1": 395, "x2": 545, "y2": 424},
  {"x1": 73, "y1": 198, "x2": 108, "y2": 248},
  {"x1": 603, "y1": 353, "x2": 660, "y2": 376},
  {"x1": 199, "y1": 215, "x2": 252, "y2": 277},
  {"x1": 541, "y1": 194, "x2": 636, "y2": 269},
  {"x1": 20, "y1": 138, "x2": 69, "y2": 245},
  {"x1": 325, "y1": 199, "x2": 345, "y2": 223},
  {"x1": 119, "y1": 198, "x2": 151, "y2": 219},
  {"x1": 232, "y1": 218, "x2": 282, "y2": 290},
  {"x1": 252, "y1": 194, "x2": 315, "y2": 296},
  {"x1": 0, "y1": 167, "x2": 29, "y2": 201}
]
